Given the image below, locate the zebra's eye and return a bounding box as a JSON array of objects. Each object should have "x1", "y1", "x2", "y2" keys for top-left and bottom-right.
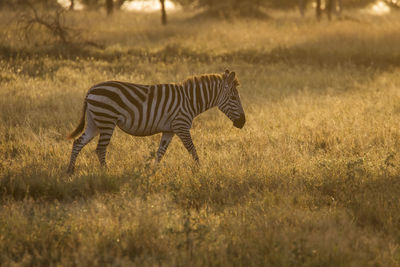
[{"x1": 230, "y1": 95, "x2": 237, "y2": 101}]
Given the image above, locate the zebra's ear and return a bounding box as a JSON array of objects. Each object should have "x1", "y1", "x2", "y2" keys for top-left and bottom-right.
[
  {"x1": 223, "y1": 69, "x2": 230, "y2": 79},
  {"x1": 227, "y1": 71, "x2": 236, "y2": 84}
]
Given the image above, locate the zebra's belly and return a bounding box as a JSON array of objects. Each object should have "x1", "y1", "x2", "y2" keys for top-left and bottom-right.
[{"x1": 117, "y1": 122, "x2": 172, "y2": 137}]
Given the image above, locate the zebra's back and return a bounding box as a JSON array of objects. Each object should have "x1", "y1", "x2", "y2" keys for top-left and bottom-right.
[{"x1": 86, "y1": 81, "x2": 183, "y2": 136}]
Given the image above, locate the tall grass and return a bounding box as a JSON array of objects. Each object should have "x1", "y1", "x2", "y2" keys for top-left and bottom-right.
[{"x1": 1, "y1": 8, "x2": 400, "y2": 266}]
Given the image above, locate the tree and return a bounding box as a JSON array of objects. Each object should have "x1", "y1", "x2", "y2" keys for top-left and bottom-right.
[
  {"x1": 81, "y1": 0, "x2": 101, "y2": 10},
  {"x1": 326, "y1": 0, "x2": 334, "y2": 20},
  {"x1": 160, "y1": 0, "x2": 167, "y2": 25},
  {"x1": 299, "y1": 0, "x2": 306, "y2": 17},
  {"x1": 196, "y1": 0, "x2": 267, "y2": 18},
  {"x1": 316, "y1": 0, "x2": 322, "y2": 19},
  {"x1": 18, "y1": 3, "x2": 75, "y2": 44},
  {"x1": 294, "y1": 0, "x2": 338, "y2": 19},
  {"x1": 115, "y1": 0, "x2": 126, "y2": 10},
  {"x1": 314, "y1": 0, "x2": 342, "y2": 20},
  {"x1": 106, "y1": 0, "x2": 113, "y2": 15}
]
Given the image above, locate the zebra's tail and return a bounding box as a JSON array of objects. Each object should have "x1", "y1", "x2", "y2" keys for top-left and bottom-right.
[{"x1": 67, "y1": 101, "x2": 87, "y2": 139}]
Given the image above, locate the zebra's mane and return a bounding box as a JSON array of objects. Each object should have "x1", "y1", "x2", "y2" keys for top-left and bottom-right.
[{"x1": 181, "y1": 73, "x2": 240, "y2": 88}]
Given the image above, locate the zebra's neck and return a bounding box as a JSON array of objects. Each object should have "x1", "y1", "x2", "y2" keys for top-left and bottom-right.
[{"x1": 183, "y1": 75, "x2": 222, "y2": 118}]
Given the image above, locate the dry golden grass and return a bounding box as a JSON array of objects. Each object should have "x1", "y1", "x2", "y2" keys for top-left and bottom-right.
[{"x1": 1, "y1": 8, "x2": 400, "y2": 266}]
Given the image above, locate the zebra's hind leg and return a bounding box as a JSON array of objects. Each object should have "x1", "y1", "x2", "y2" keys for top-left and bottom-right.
[
  {"x1": 67, "y1": 117, "x2": 99, "y2": 174},
  {"x1": 156, "y1": 132, "x2": 174, "y2": 162},
  {"x1": 95, "y1": 127, "x2": 116, "y2": 169}
]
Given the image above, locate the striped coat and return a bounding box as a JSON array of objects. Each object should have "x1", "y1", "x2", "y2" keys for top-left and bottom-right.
[{"x1": 67, "y1": 69, "x2": 245, "y2": 173}]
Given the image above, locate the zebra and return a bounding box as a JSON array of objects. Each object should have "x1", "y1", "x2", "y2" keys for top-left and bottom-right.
[{"x1": 67, "y1": 69, "x2": 245, "y2": 173}]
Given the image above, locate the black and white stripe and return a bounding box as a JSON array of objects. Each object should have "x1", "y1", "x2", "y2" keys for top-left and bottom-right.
[{"x1": 67, "y1": 69, "x2": 245, "y2": 173}]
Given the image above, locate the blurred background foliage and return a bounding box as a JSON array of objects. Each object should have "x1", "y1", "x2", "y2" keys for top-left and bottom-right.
[
  {"x1": 1, "y1": 0, "x2": 398, "y2": 43},
  {"x1": 2, "y1": 0, "x2": 397, "y2": 19}
]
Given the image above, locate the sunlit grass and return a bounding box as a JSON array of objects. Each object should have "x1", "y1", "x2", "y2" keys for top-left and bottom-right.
[{"x1": 1, "y1": 8, "x2": 400, "y2": 266}]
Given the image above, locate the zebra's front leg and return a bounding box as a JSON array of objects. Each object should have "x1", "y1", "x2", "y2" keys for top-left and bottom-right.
[
  {"x1": 175, "y1": 129, "x2": 200, "y2": 164},
  {"x1": 156, "y1": 132, "x2": 174, "y2": 162}
]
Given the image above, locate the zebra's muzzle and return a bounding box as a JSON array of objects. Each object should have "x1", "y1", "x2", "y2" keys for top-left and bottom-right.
[{"x1": 233, "y1": 114, "x2": 245, "y2": 129}]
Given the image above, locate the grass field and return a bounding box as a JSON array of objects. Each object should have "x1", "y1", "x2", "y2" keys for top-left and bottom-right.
[{"x1": 1, "y1": 8, "x2": 400, "y2": 266}]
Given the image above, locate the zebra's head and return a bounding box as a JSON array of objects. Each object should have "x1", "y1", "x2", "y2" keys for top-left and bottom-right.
[{"x1": 218, "y1": 70, "x2": 246, "y2": 129}]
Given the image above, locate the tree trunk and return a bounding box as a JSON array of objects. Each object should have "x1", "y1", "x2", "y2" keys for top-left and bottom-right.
[
  {"x1": 160, "y1": 0, "x2": 167, "y2": 25},
  {"x1": 315, "y1": 0, "x2": 321, "y2": 20},
  {"x1": 70, "y1": 0, "x2": 74, "y2": 10},
  {"x1": 106, "y1": 0, "x2": 113, "y2": 15},
  {"x1": 116, "y1": 0, "x2": 125, "y2": 10},
  {"x1": 299, "y1": 0, "x2": 306, "y2": 17},
  {"x1": 326, "y1": 0, "x2": 334, "y2": 20}
]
